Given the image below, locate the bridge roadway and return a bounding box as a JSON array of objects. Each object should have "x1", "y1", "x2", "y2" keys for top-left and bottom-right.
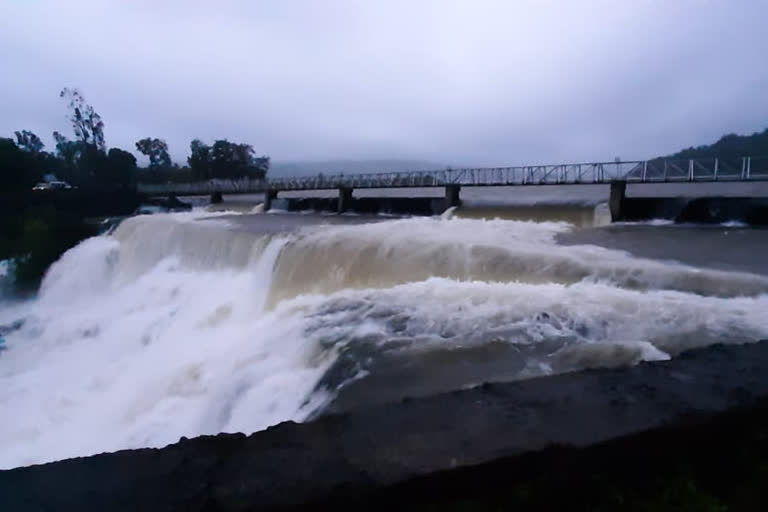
[{"x1": 137, "y1": 156, "x2": 768, "y2": 217}]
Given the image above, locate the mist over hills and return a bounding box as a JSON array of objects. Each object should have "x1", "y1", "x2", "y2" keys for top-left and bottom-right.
[{"x1": 269, "y1": 126, "x2": 768, "y2": 179}]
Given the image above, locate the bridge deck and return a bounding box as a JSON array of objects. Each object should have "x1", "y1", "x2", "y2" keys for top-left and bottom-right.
[{"x1": 138, "y1": 156, "x2": 768, "y2": 196}]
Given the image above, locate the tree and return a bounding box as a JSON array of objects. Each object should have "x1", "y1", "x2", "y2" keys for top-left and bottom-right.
[
  {"x1": 52, "y1": 131, "x2": 84, "y2": 183},
  {"x1": 188, "y1": 139, "x2": 211, "y2": 180},
  {"x1": 210, "y1": 139, "x2": 240, "y2": 179},
  {"x1": 662, "y1": 128, "x2": 768, "y2": 160},
  {"x1": 0, "y1": 138, "x2": 41, "y2": 191},
  {"x1": 59, "y1": 88, "x2": 105, "y2": 151},
  {"x1": 14, "y1": 130, "x2": 44, "y2": 153},
  {"x1": 105, "y1": 148, "x2": 137, "y2": 187},
  {"x1": 135, "y1": 137, "x2": 171, "y2": 169},
  {"x1": 188, "y1": 139, "x2": 269, "y2": 180}
]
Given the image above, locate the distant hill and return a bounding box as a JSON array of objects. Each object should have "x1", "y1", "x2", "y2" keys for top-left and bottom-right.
[
  {"x1": 270, "y1": 159, "x2": 450, "y2": 177},
  {"x1": 662, "y1": 128, "x2": 768, "y2": 160}
]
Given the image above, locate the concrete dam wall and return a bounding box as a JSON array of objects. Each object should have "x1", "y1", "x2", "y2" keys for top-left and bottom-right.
[
  {"x1": 273, "y1": 186, "x2": 768, "y2": 225},
  {"x1": 619, "y1": 196, "x2": 768, "y2": 224}
]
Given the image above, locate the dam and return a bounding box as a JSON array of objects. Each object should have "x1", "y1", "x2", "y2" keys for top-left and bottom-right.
[{"x1": 140, "y1": 156, "x2": 768, "y2": 223}]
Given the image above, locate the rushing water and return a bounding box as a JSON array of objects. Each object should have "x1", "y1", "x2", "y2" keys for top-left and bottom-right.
[{"x1": 1, "y1": 185, "x2": 768, "y2": 469}]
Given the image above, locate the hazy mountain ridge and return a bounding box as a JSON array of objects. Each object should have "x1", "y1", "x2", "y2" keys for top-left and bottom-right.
[{"x1": 662, "y1": 128, "x2": 768, "y2": 160}]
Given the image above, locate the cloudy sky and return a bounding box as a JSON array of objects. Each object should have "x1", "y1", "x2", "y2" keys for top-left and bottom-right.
[{"x1": 2, "y1": 0, "x2": 767, "y2": 167}]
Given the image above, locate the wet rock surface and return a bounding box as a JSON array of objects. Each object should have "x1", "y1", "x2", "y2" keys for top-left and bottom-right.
[{"x1": 2, "y1": 341, "x2": 768, "y2": 511}]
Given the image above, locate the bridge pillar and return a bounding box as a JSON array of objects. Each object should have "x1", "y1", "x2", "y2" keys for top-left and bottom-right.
[
  {"x1": 264, "y1": 189, "x2": 278, "y2": 211},
  {"x1": 338, "y1": 186, "x2": 353, "y2": 213},
  {"x1": 445, "y1": 184, "x2": 461, "y2": 209},
  {"x1": 609, "y1": 181, "x2": 627, "y2": 222}
]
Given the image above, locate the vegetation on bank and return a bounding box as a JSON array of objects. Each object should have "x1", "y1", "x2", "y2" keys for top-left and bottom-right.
[
  {"x1": 661, "y1": 127, "x2": 768, "y2": 160},
  {"x1": 0, "y1": 208, "x2": 97, "y2": 293},
  {"x1": 0, "y1": 87, "x2": 270, "y2": 294}
]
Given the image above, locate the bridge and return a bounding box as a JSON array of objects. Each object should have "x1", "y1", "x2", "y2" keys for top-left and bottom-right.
[{"x1": 138, "y1": 156, "x2": 768, "y2": 218}]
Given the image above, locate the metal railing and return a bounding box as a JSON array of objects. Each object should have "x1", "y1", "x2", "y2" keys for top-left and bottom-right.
[
  {"x1": 137, "y1": 177, "x2": 267, "y2": 195},
  {"x1": 138, "y1": 157, "x2": 768, "y2": 195}
]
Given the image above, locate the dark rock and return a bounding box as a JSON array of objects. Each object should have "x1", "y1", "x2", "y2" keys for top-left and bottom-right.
[
  {"x1": 676, "y1": 197, "x2": 768, "y2": 225},
  {"x1": 4, "y1": 341, "x2": 768, "y2": 511}
]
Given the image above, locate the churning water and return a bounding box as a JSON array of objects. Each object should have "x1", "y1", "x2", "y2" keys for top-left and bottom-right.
[{"x1": 1, "y1": 200, "x2": 768, "y2": 469}]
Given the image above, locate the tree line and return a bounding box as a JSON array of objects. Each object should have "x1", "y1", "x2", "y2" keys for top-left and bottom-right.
[
  {"x1": 0, "y1": 88, "x2": 270, "y2": 293},
  {"x1": 2, "y1": 88, "x2": 269, "y2": 192},
  {"x1": 661, "y1": 128, "x2": 768, "y2": 160}
]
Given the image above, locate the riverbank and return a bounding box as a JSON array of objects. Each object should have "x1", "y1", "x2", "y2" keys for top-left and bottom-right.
[
  {"x1": 359, "y1": 393, "x2": 768, "y2": 511},
  {"x1": 2, "y1": 340, "x2": 768, "y2": 510}
]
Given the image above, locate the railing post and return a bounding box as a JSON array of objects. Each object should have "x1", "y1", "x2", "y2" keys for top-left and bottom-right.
[
  {"x1": 337, "y1": 186, "x2": 353, "y2": 213},
  {"x1": 263, "y1": 189, "x2": 278, "y2": 211},
  {"x1": 742, "y1": 157, "x2": 747, "y2": 179},
  {"x1": 642, "y1": 161, "x2": 648, "y2": 182},
  {"x1": 714, "y1": 158, "x2": 719, "y2": 180},
  {"x1": 688, "y1": 159, "x2": 694, "y2": 181},
  {"x1": 445, "y1": 184, "x2": 461, "y2": 209},
  {"x1": 747, "y1": 157, "x2": 752, "y2": 179},
  {"x1": 609, "y1": 181, "x2": 627, "y2": 222}
]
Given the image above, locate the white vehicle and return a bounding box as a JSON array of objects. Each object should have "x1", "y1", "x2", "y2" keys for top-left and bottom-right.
[{"x1": 32, "y1": 181, "x2": 74, "y2": 191}]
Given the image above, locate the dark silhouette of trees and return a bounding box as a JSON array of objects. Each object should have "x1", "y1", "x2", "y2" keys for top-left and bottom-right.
[
  {"x1": 59, "y1": 88, "x2": 106, "y2": 151},
  {"x1": 663, "y1": 128, "x2": 768, "y2": 160},
  {"x1": 106, "y1": 148, "x2": 138, "y2": 187},
  {"x1": 2, "y1": 88, "x2": 270, "y2": 192},
  {"x1": 188, "y1": 139, "x2": 269, "y2": 180},
  {"x1": 51, "y1": 131, "x2": 84, "y2": 183},
  {"x1": 0, "y1": 87, "x2": 266, "y2": 294},
  {"x1": 0, "y1": 138, "x2": 41, "y2": 191},
  {"x1": 188, "y1": 139, "x2": 212, "y2": 180},
  {"x1": 14, "y1": 130, "x2": 44, "y2": 153},
  {"x1": 135, "y1": 138, "x2": 171, "y2": 169},
  {"x1": 53, "y1": 87, "x2": 109, "y2": 185}
]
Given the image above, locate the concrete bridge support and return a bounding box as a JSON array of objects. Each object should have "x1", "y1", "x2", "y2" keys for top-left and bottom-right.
[
  {"x1": 263, "y1": 189, "x2": 279, "y2": 211},
  {"x1": 338, "y1": 186, "x2": 353, "y2": 213},
  {"x1": 445, "y1": 184, "x2": 461, "y2": 209},
  {"x1": 609, "y1": 181, "x2": 627, "y2": 222}
]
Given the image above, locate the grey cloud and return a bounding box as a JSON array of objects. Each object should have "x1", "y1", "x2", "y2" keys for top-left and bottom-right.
[{"x1": 1, "y1": 0, "x2": 767, "y2": 168}]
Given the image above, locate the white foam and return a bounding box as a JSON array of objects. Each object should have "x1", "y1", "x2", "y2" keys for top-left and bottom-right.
[
  {"x1": 440, "y1": 206, "x2": 457, "y2": 219},
  {"x1": 616, "y1": 218, "x2": 675, "y2": 226},
  {"x1": 1, "y1": 212, "x2": 767, "y2": 469},
  {"x1": 0, "y1": 230, "x2": 333, "y2": 469}
]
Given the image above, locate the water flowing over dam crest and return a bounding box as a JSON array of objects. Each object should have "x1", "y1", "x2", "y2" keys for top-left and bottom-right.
[{"x1": 1, "y1": 206, "x2": 768, "y2": 469}]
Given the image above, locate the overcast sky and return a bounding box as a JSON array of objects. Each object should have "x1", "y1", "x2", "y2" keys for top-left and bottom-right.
[{"x1": 2, "y1": 0, "x2": 767, "y2": 167}]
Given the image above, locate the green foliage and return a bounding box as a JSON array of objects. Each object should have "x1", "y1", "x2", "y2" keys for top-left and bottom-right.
[
  {"x1": 52, "y1": 131, "x2": 82, "y2": 177},
  {"x1": 187, "y1": 138, "x2": 269, "y2": 180},
  {"x1": 188, "y1": 139, "x2": 212, "y2": 180},
  {"x1": 1, "y1": 208, "x2": 97, "y2": 292},
  {"x1": 105, "y1": 148, "x2": 138, "y2": 187},
  {"x1": 0, "y1": 85, "x2": 271, "y2": 293},
  {"x1": 664, "y1": 128, "x2": 768, "y2": 160},
  {"x1": 135, "y1": 138, "x2": 172, "y2": 169},
  {"x1": 59, "y1": 87, "x2": 106, "y2": 151},
  {"x1": 14, "y1": 130, "x2": 44, "y2": 153},
  {"x1": 134, "y1": 165, "x2": 194, "y2": 184},
  {"x1": 0, "y1": 138, "x2": 42, "y2": 192}
]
